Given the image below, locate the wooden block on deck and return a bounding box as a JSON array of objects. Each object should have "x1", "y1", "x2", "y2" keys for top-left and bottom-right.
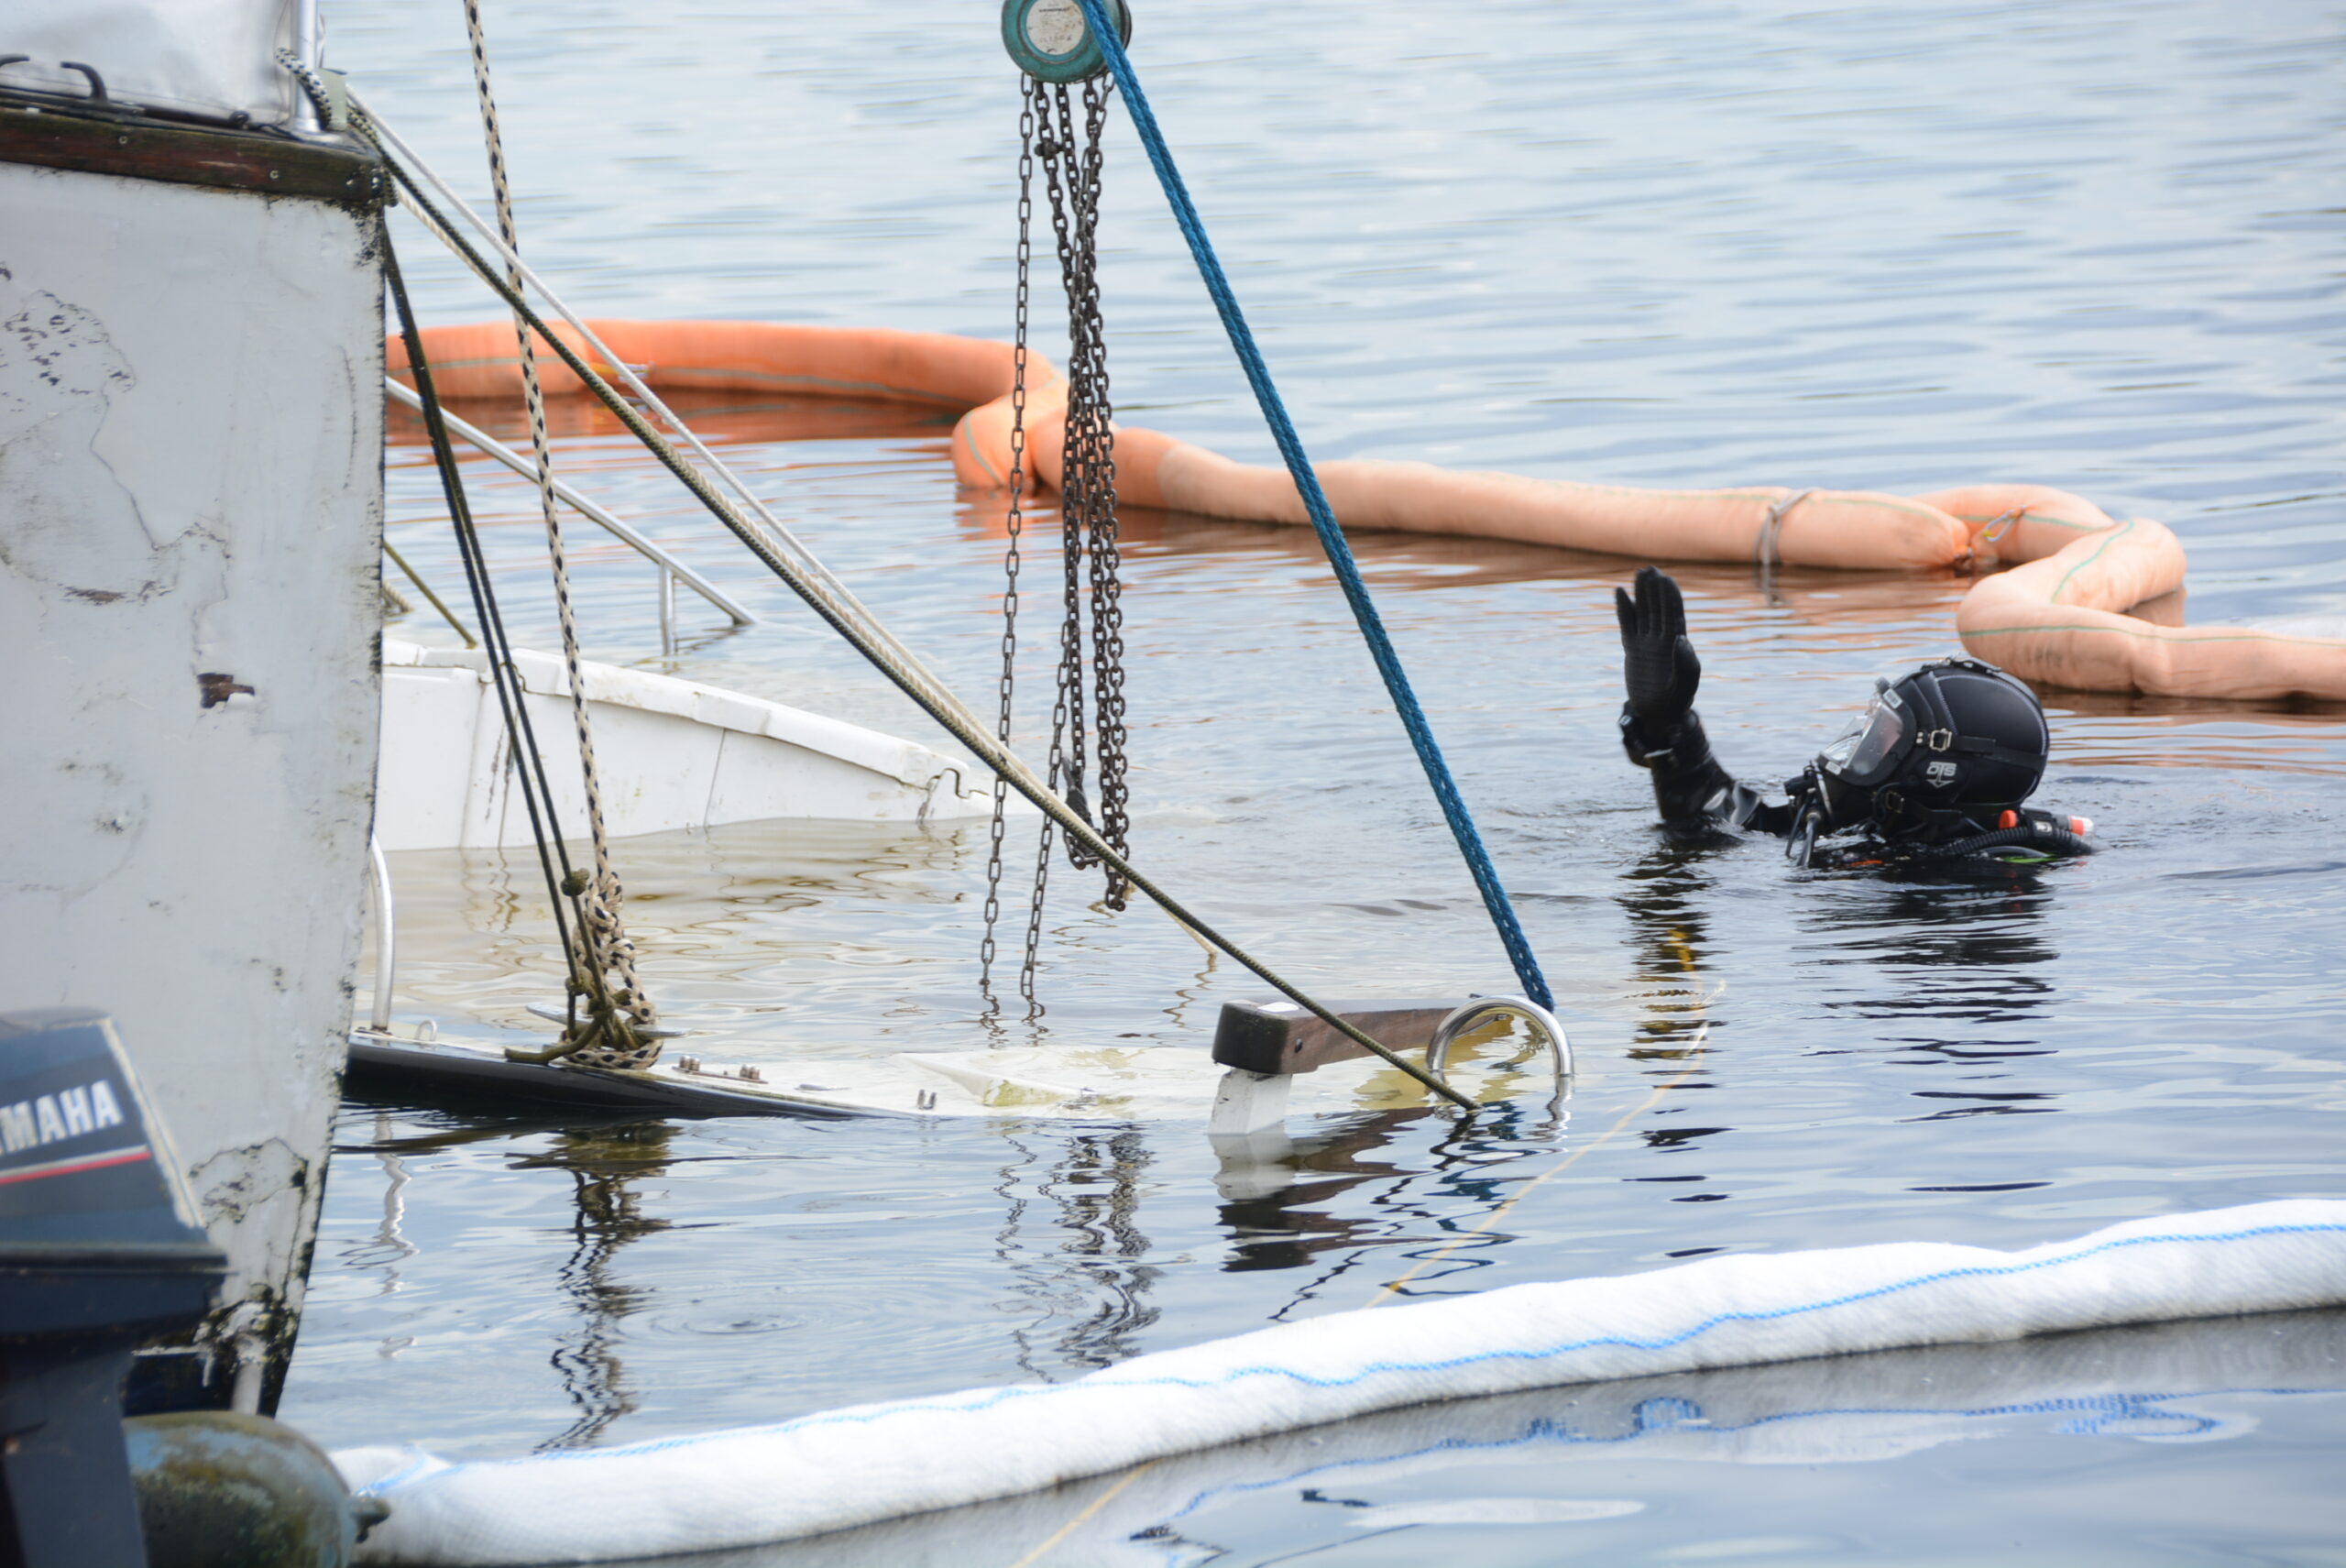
[{"x1": 1211, "y1": 998, "x2": 1466, "y2": 1077}]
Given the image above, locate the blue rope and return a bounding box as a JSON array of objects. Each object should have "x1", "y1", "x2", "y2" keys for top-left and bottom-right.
[{"x1": 1069, "y1": 0, "x2": 1552, "y2": 1009}]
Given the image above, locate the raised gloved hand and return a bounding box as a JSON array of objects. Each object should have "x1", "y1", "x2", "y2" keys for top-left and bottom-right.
[{"x1": 1614, "y1": 565, "x2": 1702, "y2": 729}]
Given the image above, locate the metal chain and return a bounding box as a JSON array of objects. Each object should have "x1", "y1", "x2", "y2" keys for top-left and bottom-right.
[
  {"x1": 1077, "y1": 78, "x2": 1129, "y2": 909},
  {"x1": 1015, "y1": 85, "x2": 1080, "y2": 1015},
  {"x1": 1036, "y1": 84, "x2": 1091, "y2": 857},
  {"x1": 981, "y1": 80, "x2": 1040, "y2": 1014},
  {"x1": 990, "y1": 65, "x2": 1135, "y2": 1009},
  {"x1": 1032, "y1": 80, "x2": 1131, "y2": 908},
  {"x1": 462, "y1": 0, "x2": 656, "y2": 1068}
]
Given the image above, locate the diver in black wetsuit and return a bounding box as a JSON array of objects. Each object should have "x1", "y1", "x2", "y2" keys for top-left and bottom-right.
[{"x1": 1613, "y1": 565, "x2": 2095, "y2": 867}]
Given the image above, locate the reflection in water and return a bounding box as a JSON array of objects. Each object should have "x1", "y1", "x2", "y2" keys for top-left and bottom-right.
[
  {"x1": 510, "y1": 1123, "x2": 678, "y2": 1451},
  {"x1": 1617, "y1": 848, "x2": 1719, "y2": 1058},
  {"x1": 1215, "y1": 1111, "x2": 1424, "y2": 1277},
  {"x1": 1619, "y1": 832, "x2": 2066, "y2": 1137},
  {"x1": 1178, "y1": 850, "x2": 1746, "y2": 1303},
  {"x1": 388, "y1": 389, "x2": 960, "y2": 455},
  {"x1": 331, "y1": 1114, "x2": 423, "y2": 1363},
  {"x1": 339, "y1": 1113, "x2": 421, "y2": 1294},
  {"x1": 1616, "y1": 849, "x2": 1722, "y2": 1184},
  {"x1": 1808, "y1": 872, "x2": 2057, "y2": 986},
  {"x1": 1210, "y1": 1092, "x2": 1577, "y2": 1321},
  {"x1": 996, "y1": 1128, "x2": 1161, "y2": 1378},
  {"x1": 1807, "y1": 871, "x2": 2062, "y2": 1126}
]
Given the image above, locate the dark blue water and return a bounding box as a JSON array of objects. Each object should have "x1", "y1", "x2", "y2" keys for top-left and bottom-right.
[{"x1": 292, "y1": 1, "x2": 2344, "y2": 1561}]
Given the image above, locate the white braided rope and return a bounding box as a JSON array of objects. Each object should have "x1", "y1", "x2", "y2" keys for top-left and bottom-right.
[{"x1": 461, "y1": 0, "x2": 654, "y2": 1063}]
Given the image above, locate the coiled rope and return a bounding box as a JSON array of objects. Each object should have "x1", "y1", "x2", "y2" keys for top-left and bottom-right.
[
  {"x1": 358, "y1": 133, "x2": 1474, "y2": 1110},
  {"x1": 1068, "y1": 0, "x2": 1552, "y2": 1011}
]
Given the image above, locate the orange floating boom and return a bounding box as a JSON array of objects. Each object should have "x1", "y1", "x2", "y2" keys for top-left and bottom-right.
[{"x1": 388, "y1": 320, "x2": 2346, "y2": 701}]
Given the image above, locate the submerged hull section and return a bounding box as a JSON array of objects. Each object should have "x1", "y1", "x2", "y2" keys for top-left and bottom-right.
[{"x1": 0, "y1": 121, "x2": 383, "y2": 1408}]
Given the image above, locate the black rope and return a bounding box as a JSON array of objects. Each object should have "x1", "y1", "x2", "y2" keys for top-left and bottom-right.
[{"x1": 382, "y1": 225, "x2": 610, "y2": 1030}]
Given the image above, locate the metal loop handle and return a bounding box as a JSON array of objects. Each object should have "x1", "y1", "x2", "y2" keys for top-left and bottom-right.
[
  {"x1": 1425, "y1": 995, "x2": 1573, "y2": 1103},
  {"x1": 59, "y1": 61, "x2": 109, "y2": 101}
]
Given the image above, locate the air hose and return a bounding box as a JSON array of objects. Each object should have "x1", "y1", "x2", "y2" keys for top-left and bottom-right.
[{"x1": 1916, "y1": 824, "x2": 2093, "y2": 861}]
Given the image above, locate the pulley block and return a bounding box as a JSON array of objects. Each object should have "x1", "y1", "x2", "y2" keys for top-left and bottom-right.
[{"x1": 1001, "y1": 0, "x2": 1134, "y2": 83}]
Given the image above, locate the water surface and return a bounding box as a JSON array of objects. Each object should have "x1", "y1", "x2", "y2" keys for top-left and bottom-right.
[{"x1": 291, "y1": 2, "x2": 2343, "y2": 1562}]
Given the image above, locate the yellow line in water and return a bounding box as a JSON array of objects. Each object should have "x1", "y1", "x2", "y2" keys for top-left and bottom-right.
[{"x1": 1004, "y1": 1461, "x2": 1162, "y2": 1568}]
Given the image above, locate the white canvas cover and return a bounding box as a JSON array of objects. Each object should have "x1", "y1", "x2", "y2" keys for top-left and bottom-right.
[{"x1": 4, "y1": 0, "x2": 320, "y2": 129}]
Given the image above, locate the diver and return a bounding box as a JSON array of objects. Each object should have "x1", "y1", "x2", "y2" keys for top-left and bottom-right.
[{"x1": 1614, "y1": 566, "x2": 2094, "y2": 866}]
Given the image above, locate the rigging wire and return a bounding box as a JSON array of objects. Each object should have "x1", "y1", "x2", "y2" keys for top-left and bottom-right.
[{"x1": 364, "y1": 143, "x2": 1474, "y2": 1110}]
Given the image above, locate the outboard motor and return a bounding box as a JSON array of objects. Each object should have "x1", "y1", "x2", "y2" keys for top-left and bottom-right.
[
  {"x1": 0, "y1": 1008, "x2": 225, "y2": 1566},
  {"x1": 0, "y1": 1010, "x2": 382, "y2": 1567}
]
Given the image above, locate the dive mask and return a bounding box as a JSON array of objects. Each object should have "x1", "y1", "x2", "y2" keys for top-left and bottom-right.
[{"x1": 1818, "y1": 680, "x2": 1914, "y2": 791}]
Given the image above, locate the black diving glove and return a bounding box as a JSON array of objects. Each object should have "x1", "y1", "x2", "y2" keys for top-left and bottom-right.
[{"x1": 1614, "y1": 565, "x2": 1702, "y2": 732}]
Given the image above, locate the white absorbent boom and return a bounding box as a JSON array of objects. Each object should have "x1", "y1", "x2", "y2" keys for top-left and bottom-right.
[{"x1": 335, "y1": 1200, "x2": 2346, "y2": 1565}]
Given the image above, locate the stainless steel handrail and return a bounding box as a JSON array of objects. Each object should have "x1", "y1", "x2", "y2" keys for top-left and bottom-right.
[
  {"x1": 385, "y1": 376, "x2": 759, "y2": 629},
  {"x1": 1425, "y1": 995, "x2": 1572, "y2": 1098}
]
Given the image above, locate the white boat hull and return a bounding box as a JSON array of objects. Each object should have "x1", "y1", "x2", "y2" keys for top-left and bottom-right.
[
  {"x1": 0, "y1": 134, "x2": 381, "y2": 1408},
  {"x1": 376, "y1": 638, "x2": 1001, "y2": 850}
]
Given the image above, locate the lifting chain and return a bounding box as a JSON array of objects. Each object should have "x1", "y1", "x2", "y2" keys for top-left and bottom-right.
[
  {"x1": 980, "y1": 79, "x2": 1040, "y2": 1016},
  {"x1": 981, "y1": 73, "x2": 1134, "y2": 1016},
  {"x1": 1036, "y1": 77, "x2": 1131, "y2": 910}
]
